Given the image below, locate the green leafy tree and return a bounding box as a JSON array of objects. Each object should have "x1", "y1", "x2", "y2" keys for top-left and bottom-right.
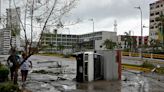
[
  {"x1": 103, "y1": 39, "x2": 116, "y2": 50},
  {"x1": 149, "y1": 39, "x2": 161, "y2": 53},
  {"x1": 58, "y1": 44, "x2": 65, "y2": 53},
  {"x1": 156, "y1": 13, "x2": 164, "y2": 47},
  {"x1": 49, "y1": 43, "x2": 54, "y2": 53}
]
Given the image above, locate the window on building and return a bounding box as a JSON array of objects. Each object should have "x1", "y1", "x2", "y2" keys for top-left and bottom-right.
[
  {"x1": 156, "y1": 5, "x2": 160, "y2": 8},
  {"x1": 150, "y1": 26, "x2": 154, "y2": 29},
  {"x1": 95, "y1": 37, "x2": 102, "y2": 40},
  {"x1": 57, "y1": 39, "x2": 61, "y2": 41},
  {"x1": 158, "y1": 23, "x2": 161, "y2": 26},
  {"x1": 84, "y1": 54, "x2": 88, "y2": 61},
  {"x1": 150, "y1": 13, "x2": 154, "y2": 16},
  {"x1": 150, "y1": 19, "x2": 154, "y2": 22},
  {"x1": 156, "y1": 12, "x2": 160, "y2": 15},
  {"x1": 62, "y1": 35, "x2": 66, "y2": 38}
]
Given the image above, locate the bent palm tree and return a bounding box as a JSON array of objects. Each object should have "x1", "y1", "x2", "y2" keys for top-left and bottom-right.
[
  {"x1": 124, "y1": 32, "x2": 133, "y2": 50},
  {"x1": 103, "y1": 39, "x2": 116, "y2": 50}
]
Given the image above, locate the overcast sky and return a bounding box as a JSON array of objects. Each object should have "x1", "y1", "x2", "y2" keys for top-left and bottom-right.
[
  {"x1": 62, "y1": 0, "x2": 158, "y2": 36},
  {"x1": 0, "y1": 0, "x2": 158, "y2": 36}
]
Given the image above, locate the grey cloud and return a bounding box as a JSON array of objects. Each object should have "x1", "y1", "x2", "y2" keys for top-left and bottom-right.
[{"x1": 68, "y1": 0, "x2": 156, "y2": 21}]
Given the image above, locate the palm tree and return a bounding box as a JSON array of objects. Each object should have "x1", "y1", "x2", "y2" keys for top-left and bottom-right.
[
  {"x1": 124, "y1": 32, "x2": 133, "y2": 50},
  {"x1": 149, "y1": 39, "x2": 160, "y2": 53},
  {"x1": 49, "y1": 43, "x2": 53, "y2": 53},
  {"x1": 58, "y1": 44, "x2": 65, "y2": 54},
  {"x1": 103, "y1": 39, "x2": 116, "y2": 50}
]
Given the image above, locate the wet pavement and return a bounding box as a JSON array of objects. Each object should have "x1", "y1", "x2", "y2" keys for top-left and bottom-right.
[{"x1": 1, "y1": 55, "x2": 164, "y2": 92}]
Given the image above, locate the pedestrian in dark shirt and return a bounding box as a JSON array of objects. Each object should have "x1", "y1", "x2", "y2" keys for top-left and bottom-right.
[{"x1": 7, "y1": 49, "x2": 20, "y2": 84}]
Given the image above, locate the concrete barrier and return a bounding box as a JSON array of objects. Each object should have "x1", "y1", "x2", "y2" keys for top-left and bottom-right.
[{"x1": 122, "y1": 52, "x2": 164, "y2": 59}]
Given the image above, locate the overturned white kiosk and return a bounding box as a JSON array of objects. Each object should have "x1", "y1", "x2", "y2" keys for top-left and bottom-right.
[{"x1": 75, "y1": 50, "x2": 121, "y2": 82}]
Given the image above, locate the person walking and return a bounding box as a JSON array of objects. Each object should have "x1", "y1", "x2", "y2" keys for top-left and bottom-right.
[
  {"x1": 20, "y1": 53, "x2": 32, "y2": 85},
  {"x1": 7, "y1": 49, "x2": 20, "y2": 84}
]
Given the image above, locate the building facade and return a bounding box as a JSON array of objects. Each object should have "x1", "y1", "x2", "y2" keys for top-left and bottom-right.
[
  {"x1": 0, "y1": 7, "x2": 21, "y2": 54},
  {"x1": 41, "y1": 31, "x2": 117, "y2": 53},
  {"x1": 41, "y1": 32, "x2": 79, "y2": 52},
  {"x1": 150, "y1": 0, "x2": 164, "y2": 44},
  {"x1": 6, "y1": 7, "x2": 20, "y2": 29},
  {"x1": 79, "y1": 31, "x2": 117, "y2": 50},
  {"x1": 0, "y1": 29, "x2": 11, "y2": 54}
]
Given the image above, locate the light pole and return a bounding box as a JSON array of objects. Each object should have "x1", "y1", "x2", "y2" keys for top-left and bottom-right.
[
  {"x1": 143, "y1": 25, "x2": 149, "y2": 47},
  {"x1": 135, "y1": 6, "x2": 143, "y2": 59},
  {"x1": 65, "y1": 28, "x2": 70, "y2": 49},
  {"x1": 89, "y1": 18, "x2": 95, "y2": 51},
  {"x1": 0, "y1": 0, "x2": 1, "y2": 24}
]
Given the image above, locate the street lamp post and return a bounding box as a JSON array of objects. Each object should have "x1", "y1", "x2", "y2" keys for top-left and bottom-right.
[
  {"x1": 89, "y1": 19, "x2": 95, "y2": 51},
  {"x1": 65, "y1": 28, "x2": 70, "y2": 49},
  {"x1": 135, "y1": 6, "x2": 143, "y2": 59}
]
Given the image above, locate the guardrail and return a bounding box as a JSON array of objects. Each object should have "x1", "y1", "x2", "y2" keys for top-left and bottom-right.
[{"x1": 122, "y1": 52, "x2": 164, "y2": 59}]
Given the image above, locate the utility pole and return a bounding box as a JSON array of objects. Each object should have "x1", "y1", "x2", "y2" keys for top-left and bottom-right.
[
  {"x1": 89, "y1": 18, "x2": 95, "y2": 51},
  {"x1": 0, "y1": 0, "x2": 1, "y2": 25},
  {"x1": 114, "y1": 20, "x2": 117, "y2": 33},
  {"x1": 9, "y1": 0, "x2": 11, "y2": 28},
  {"x1": 135, "y1": 6, "x2": 143, "y2": 59}
]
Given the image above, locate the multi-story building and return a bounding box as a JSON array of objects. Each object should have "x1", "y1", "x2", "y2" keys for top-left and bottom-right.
[
  {"x1": 6, "y1": 7, "x2": 21, "y2": 50},
  {"x1": 79, "y1": 31, "x2": 117, "y2": 50},
  {"x1": 0, "y1": 28, "x2": 11, "y2": 54},
  {"x1": 0, "y1": 7, "x2": 21, "y2": 54},
  {"x1": 6, "y1": 7, "x2": 20, "y2": 29},
  {"x1": 117, "y1": 35, "x2": 149, "y2": 50},
  {"x1": 41, "y1": 31, "x2": 117, "y2": 53},
  {"x1": 150, "y1": 0, "x2": 164, "y2": 44},
  {"x1": 41, "y1": 32, "x2": 79, "y2": 52},
  {"x1": 0, "y1": 30, "x2": 3, "y2": 54}
]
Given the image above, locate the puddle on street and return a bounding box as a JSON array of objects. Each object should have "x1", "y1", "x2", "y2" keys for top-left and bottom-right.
[{"x1": 21, "y1": 58, "x2": 161, "y2": 92}]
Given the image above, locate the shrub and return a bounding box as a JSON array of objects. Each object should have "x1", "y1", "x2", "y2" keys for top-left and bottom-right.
[
  {"x1": 0, "y1": 82, "x2": 20, "y2": 92},
  {"x1": 63, "y1": 54, "x2": 71, "y2": 58},
  {"x1": 142, "y1": 61, "x2": 154, "y2": 68},
  {"x1": 32, "y1": 70, "x2": 53, "y2": 74},
  {"x1": 156, "y1": 67, "x2": 164, "y2": 74},
  {"x1": 0, "y1": 65, "x2": 9, "y2": 82}
]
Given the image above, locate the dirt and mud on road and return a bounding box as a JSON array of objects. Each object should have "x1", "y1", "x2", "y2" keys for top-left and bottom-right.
[{"x1": 1, "y1": 55, "x2": 164, "y2": 92}]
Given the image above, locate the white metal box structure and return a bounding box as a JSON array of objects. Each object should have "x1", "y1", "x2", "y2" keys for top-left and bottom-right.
[
  {"x1": 76, "y1": 52, "x2": 102, "y2": 82},
  {"x1": 75, "y1": 50, "x2": 121, "y2": 82}
]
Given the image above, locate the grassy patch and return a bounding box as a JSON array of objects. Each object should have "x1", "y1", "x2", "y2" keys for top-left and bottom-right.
[
  {"x1": 122, "y1": 62, "x2": 164, "y2": 74},
  {"x1": 141, "y1": 61, "x2": 155, "y2": 69},
  {"x1": 122, "y1": 64, "x2": 141, "y2": 67},
  {"x1": 36, "y1": 53, "x2": 75, "y2": 59},
  {"x1": 156, "y1": 67, "x2": 164, "y2": 74},
  {"x1": 32, "y1": 70, "x2": 62, "y2": 75},
  {"x1": 32, "y1": 70, "x2": 54, "y2": 74},
  {"x1": 122, "y1": 61, "x2": 155, "y2": 69},
  {"x1": 0, "y1": 82, "x2": 20, "y2": 92},
  {"x1": 37, "y1": 53, "x2": 64, "y2": 57}
]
